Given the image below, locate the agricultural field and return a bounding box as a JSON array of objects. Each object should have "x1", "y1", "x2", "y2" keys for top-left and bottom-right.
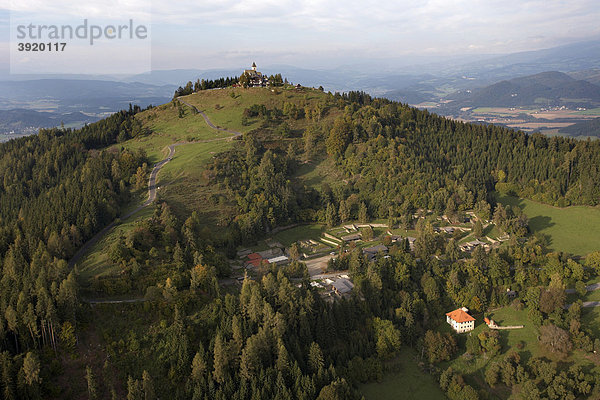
[
  {"x1": 458, "y1": 106, "x2": 600, "y2": 134},
  {"x1": 497, "y1": 194, "x2": 600, "y2": 256},
  {"x1": 470, "y1": 107, "x2": 600, "y2": 120},
  {"x1": 359, "y1": 348, "x2": 445, "y2": 400},
  {"x1": 471, "y1": 107, "x2": 537, "y2": 116},
  {"x1": 506, "y1": 122, "x2": 575, "y2": 130},
  {"x1": 576, "y1": 107, "x2": 600, "y2": 116}
]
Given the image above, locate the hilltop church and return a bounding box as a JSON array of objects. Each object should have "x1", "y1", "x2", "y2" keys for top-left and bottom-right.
[{"x1": 241, "y1": 62, "x2": 268, "y2": 87}]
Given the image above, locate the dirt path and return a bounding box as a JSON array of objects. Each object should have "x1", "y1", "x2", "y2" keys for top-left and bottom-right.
[
  {"x1": 68, "y1": 109, "x2": 238, "y2": 270},
  {"x1": 177, "y1": 98, "x2": 243, "y2": 137}
]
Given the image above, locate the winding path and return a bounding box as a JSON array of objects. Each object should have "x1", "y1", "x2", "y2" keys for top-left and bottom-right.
[
  {"x1": 69, "y1": 104, "x2": 241, "y2": 271},
  {"x1": 177, "y1": 99, "x2": 243, "y2": 138}
]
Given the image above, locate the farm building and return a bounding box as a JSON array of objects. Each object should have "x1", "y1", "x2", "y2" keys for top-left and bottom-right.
[
  {"x1": 267, "y1": 255, "x2": 289, "y2": 266},
  {"x1": 459, "y1": 239, "x2": 489, "y2": 252},
  {"x1": 446, "y1": 307, "x2": 475, "y2": 333},
  {"x1": 341, "y1": 233, "x2": 362, "y2": 242},
  {"x1": 332, "y1": 278, "x2": 354, "y2": 296},
  {"x1": 363, "y1": 244, "x2": 388, "y2": 261}
]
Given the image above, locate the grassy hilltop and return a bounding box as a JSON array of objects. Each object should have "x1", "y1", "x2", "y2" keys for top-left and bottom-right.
[{"x1": 77, "y1": 85, "x2": 341, "y2": 290}]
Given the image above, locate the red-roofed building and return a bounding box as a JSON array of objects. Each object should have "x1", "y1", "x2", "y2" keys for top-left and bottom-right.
[
  {"x1": 245, "y1": 258, "x2": 269, "y2": 268},
  {"x1": 247, "y1": 253, "x2": 261, "y2": 260},
  {"x1": 446, "y1": 308, "x2": 475, "y2": 333}
]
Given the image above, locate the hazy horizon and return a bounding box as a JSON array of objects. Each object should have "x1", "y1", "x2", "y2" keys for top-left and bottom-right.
[{"x1": 1, "y1": 0, "x2": 600, "y2": 75}]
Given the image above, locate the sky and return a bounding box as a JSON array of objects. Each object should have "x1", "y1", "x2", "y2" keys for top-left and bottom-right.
[{"x1": 0, "y1": 0, "x2": 599, "y2": 74}]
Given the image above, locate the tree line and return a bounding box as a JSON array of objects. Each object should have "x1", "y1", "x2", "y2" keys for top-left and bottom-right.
[{"x1": 174, "y1": 77, "x2": 239, "y2": 98}]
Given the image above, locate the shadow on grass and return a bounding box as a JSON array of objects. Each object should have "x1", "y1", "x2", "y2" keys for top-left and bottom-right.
[{"x1": 528, "y1": 215, "x2": 555, "y2": 231}]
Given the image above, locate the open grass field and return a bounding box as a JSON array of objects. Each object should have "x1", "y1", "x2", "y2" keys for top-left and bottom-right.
[
  {"x1": 576, "y1": 107, "x2": 600, "y2": 116},
  {"x1": 77, "y1": 87, "x2": 341, "y2": 289},
  {"x1": 77, "y1": 93, "x2": 246, "y2": 285},
  {"x1": 272, "y1": 224, "x2": 325, "y2": 247},
  {"x1": 359, "y1": 348, "x2": 445, "y2": 400},
  {"x1": 293, "y1": 157, "x2": 345, "y2": 190},
  {"x1": 445, "y1": 307, "x2": 538, "y2": 373},
  {"x1": 486, "y1": 308, "x2": 538, "y2": 357},
  {"x1": 125, "y1": 104, "x2": 234, "y2": 164},
  {"x1": 77, "y1": 139, "x2": 236, "y2": 286},
  {"x1": 582, "y1": 308, "x2": 600, "y2": 339},
  {"x1": 496, "y1": 194, "x2": 600, "y2": 256},
  {"x1": 157, "y1": 140, "x2": 236, "y2": 219}
]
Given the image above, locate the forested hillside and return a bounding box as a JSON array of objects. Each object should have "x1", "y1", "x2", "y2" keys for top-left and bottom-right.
[
  {"x1": 214, "y1": 90, "x2": 600, "y2": 250},
  {"x1": 0, "y1": 107, "x2": 148, "y2": 398},
  {"x1": 2, "y1": 84, "x2": 600, "y2": 399},
  {"x1": 446, "y1": 71, "x2": 600, "y2": 108}
]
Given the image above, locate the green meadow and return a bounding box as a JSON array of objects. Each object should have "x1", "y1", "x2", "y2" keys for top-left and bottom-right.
[
  {"x1": 497, "y1": 194, "x2": 600, "y2": 255},
  {"x1": 359, "y1": 348, "x2": 445, "y2": 400}
]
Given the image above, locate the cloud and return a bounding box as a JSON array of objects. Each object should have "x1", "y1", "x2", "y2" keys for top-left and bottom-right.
[
  {"x1": 1, "y1": 0, "x2": 599, "y2": 69},
  {"x1": 3, "y1": 0, "x2": 151, "y2": 19}
]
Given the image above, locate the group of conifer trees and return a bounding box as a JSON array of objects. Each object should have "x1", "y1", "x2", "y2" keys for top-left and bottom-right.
[{"x1": 0, "y1": 107, "x2": 148, "y2": 398}]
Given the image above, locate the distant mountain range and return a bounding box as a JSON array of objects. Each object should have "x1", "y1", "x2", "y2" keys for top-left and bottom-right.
[
  {"x1": 0, "y1": 79, "x2": 175, "y2": 135},
  {"x1": 435, "y1": 40, "x2": 600, "y2": 81},
  {"x1": 443, "y1": 71, "x2": 600, "y2": 109},
  {"x1": 569, "y1": 69, "x2": 600, "y2": 86},
  {"x1": 0, "y1": 79, "x2": 175, "y2": 113},
  {"x1": 0, "y1": 39, "x2": 599, "y2": 138}
]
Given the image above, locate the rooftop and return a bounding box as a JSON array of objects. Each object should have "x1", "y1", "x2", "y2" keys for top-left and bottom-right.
[
  {"x1": 341, "y1": 233, "x2": 362, "y2": 241},
  {"x1": 363, "y1": 244, "x2": 388, "y2": 254},
  {"x1": 267, "y1": 255, "x2": 289, "y2": 263},
  {"x1": 446, "y1": 308, "x2": 475, "y2": 323},
  {"x1": 332, "y1": 278, "x2": 354, "y2": 294}
]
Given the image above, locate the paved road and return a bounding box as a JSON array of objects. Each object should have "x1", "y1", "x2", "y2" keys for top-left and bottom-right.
[
  {"x1": 69, "y1": 107, "x2": 236, "y2": 269},
  {"x1": 145, "y1": 144, "x2": 175, "y2": 206},
  {"x1": 566, "y1": 301, "x2": 600, "y2": 309},
  {"x1": 565, "y1": 282, "x2": 600, "y2": 294}
]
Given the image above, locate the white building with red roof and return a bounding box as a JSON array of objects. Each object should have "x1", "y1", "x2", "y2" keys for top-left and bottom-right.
[{"x1": 446, "y1": 307, "x2": 475, "y2": 333}]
